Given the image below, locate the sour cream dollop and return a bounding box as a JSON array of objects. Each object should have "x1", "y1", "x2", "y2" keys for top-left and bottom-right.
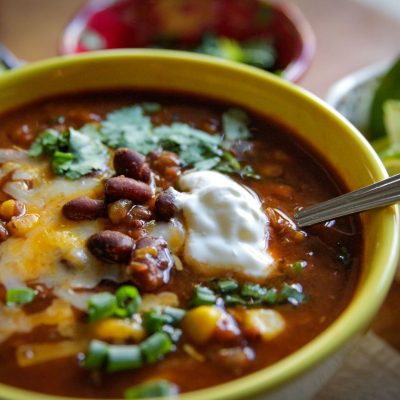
[{"x1": 175, "y1": 171, "x2": 275, "y2": 280}]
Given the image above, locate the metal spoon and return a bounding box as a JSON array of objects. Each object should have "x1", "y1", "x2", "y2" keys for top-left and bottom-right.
[{"x1": 294, "y1": 173, "x2": 400, "y2": 227}]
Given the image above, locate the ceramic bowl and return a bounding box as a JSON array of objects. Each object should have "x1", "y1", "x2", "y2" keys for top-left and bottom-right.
[
  {"x1": 60, "y1": 0, "x2": 315, "y2": 82},
  {"x1": 0, "y1": 50, "x2": 398, "y2": 400}
]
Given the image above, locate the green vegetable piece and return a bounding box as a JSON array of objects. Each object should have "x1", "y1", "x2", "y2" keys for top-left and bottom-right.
[
  {"x1": 88, "y1": 292, "x2": 117, "y2": 322},
  {"x1": 191, "y1": 286, "x2": 217, "y2": 306},
  {"x1": 142, "y1": 309, "x2": 169, "y2": 334},
  {"x1": 107, "y1": 345, "x2": 142, "y2": 373},
  {"x1": 261, "y1": 288, "x2": 279, "y2": 305},
  {"x1": 6, "y1": 287, "x2": 35, "y2": 306},
  {"x1": 369, "y1": 57, "x2": 400, "y2": 139},
  {"x1": 28, "y1": 129, "x2": 65, "y2": 157},
  {"x1": 222, "y1": 108, "x2": 250, "y2": 141},
  {"x1": 140, "y1": 332, "x2": 173, "y2": 364},
  {"x1": 115, "y1": 285, "x2": 141, "y2": 318},
  {"x1": 224, "y1": 294, "x2": 248, "y2": 306},
  {"x1": 241, "y1": 283, "x2": 267, "y2": 299},
  {"x1": 100, "y1": 106, "x2": 156, "y2": 153},
  {"x1": 214, "y1": 278, "x2": 239, "y2": 294},
  {"x1": 124, "y1": 379, "x2": 178, "y2": 399},
  {"x1": 84, "y1": 340, "x2": 109, "y2": 370},
  {"x1": 292, "y1": 260, "x2": 307, "y2": 273},
  {"x1": 279, "y1": 283, "x2": 306, "y2": 306},
  {"x1": 29, "y1": 126, "x2": 109, "y2": 180},
  {"x1": 142, "y1": 102, "x2": 161, "y2": 113},
  {"x1": 161, "y1": 325, "x2": 182, "y2": 344},
  {"x1": 162, "y1": 307, "x2": 186, "y2": 324}
]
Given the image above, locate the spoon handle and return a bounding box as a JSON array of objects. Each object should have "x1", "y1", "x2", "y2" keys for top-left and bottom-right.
[{"x1": 294, "y1": 173, "x2": 400, "y2": 227}]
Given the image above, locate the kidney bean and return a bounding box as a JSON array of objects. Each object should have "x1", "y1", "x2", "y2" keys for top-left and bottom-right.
[
  {"x1": 62, "y1": 197, "x2": 106, "y2": 221},
  {"x1": 114, "y1": 148, "x2": 151, "y2": 183},
  {"x1": 155, "y1": 189, "x2": 176, "y2": 221},
  {"x1": 125, "y1": 236, "x2": 173, "y2": 291},
  {"x1": 87, "y1": 230, "x2": 134, "y2": 263},
  {"x1": 105, "y1": 176, "x2": 152, "y2": 204}
]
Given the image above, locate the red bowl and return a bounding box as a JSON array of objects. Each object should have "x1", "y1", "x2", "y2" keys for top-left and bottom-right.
[{"x1": 61, "y1": 0, "x2": 315, "y2": 82}]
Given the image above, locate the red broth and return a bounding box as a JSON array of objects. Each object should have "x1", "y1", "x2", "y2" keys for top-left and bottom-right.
[{"x1": 0, "y1": 91, "x2": 361, "y2": 398}]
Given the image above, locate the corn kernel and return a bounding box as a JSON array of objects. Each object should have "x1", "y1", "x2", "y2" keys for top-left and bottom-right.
[
  {"x1": 92, "y1": 318, "x2": 145, "y2": 343},
  {"x1": 6, "y1": 213, "x2": 39, "y2": 237},
  {"x1": 241, "y1": 309, "x2": 285, "y2": 341},
  {"x1": 182, "y1": 306, "x2": 222, "y2": 344},
  {"x1": 135, "y1": 246, "x2": 158, "y2": 258},
  {"x1": 0, "y1": 199, "x2": 26, "y2": 221}
]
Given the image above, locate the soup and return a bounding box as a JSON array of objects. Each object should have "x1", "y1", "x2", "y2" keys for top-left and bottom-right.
[{"x1": 0, "y1": 92, "x2": 361, "y2": 398}]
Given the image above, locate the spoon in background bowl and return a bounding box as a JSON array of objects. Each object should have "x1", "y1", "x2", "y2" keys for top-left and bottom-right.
[{"x1": 295, "y1": 172, "x2": 400, "y2": 227}]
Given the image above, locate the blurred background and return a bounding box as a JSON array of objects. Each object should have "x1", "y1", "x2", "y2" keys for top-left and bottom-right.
[{"x1": 0, "y1": 0, "x2": 399, "y2": 97}]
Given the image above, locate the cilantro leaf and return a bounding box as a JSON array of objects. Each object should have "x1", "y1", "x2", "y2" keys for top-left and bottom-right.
[
  {"x1": 28, "y1": 129, "x2": 68, "y2": 157},
  {"x1": 100, "y1": 106, "x2": 157, "y2": 154},
  {"x1": 29, "y1": 127, "x2": 109, "y2": 179},
  {"x1": 222, "y1": 108, "x2": 251, "y2": 141}
]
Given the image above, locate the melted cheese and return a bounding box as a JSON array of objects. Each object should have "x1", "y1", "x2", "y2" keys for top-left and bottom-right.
[
  {"x1": 176, "y1": 171, "x2": 275, "y2": 280},
  {"x1": 0, "y1": 159, "x2": 121, "y2": 289}
]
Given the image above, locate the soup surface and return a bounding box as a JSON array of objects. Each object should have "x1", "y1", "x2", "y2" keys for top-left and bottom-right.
[{"x1": 0, "y1": 92, "x2": 361, "y2": 398}]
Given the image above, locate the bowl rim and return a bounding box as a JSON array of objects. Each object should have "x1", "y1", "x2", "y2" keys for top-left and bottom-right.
[
  {"x1": 59, "y1": 0, "x2": 316, "y2": 83},
  {"x1": 0, "y1": 49, "x2": 398, "y2": 400}
]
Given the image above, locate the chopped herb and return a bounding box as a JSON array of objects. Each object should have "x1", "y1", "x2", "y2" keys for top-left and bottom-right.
[
  {"x1": 142, "y1": 309, "x2": 171, "y2": 334},
  {"x1": 100, "y1": 105, "x2": 156, "y2": 153},
  {"x1": 163, "y1": 307, "x2": 186, "y2": 324},
  {"x1": 222, "y1": 108, "x2": 250, "y2": 141},
  {"x1": 261, "y1": 288, "x2": 279, "y2": 304},
  {"x1": 115, "y1": 285, "x2": 141, "y2": 317},
  {"x1": 213, "y1": 278, "x2": 239, "y2": 294},
  {"x1": 124, "y1": 380, "x2": 179, "y2": 399},
  {"x1": 241, "y1": 283, "x2": 267, "y2": 299},
  {"x1": 29, "y1": 126, "x2": 109, "y2": 179},
  {"x1": 107, "y1": 344, "x2": 142, "y2": 373},
  {"x1": 279, "y1": 283, "x2": 307, "y2": 306},
  {"x1": 224, "y1": 294, "x2": 248, "y2": 306},
  {"x1": 191, "y1": 286, "x2": 217, "y2": 306},
  {"x1": 84, "y1": 340, "x2": 109, "y2": 370},
  {"x1": 140, "y1": 332, "x2": 173, "y2": 364},
  {"x1": 87, "y1": 292, "x2": 117, "y2": 322},
  {"x1": 6, "y1": 287, "x2": 35, "y2": 306}
]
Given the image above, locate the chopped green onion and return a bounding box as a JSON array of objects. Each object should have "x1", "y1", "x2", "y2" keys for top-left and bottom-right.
[
  {"x1": 115, "y1": 285, "x2": 141, "y2": 317},
  {"x1": 161, "y1": 325, "x2": 182, "y2": 344},
  {"x1": 124, "y1": 379, "x2": 179, "y2": 399},
  {"x1": 224, "y1": 294, "x2": 248, "y2": 306},
  {"x1": 191, "y1": 286, "x2": 217, "y2": 306},
  {"x1": 261, "y1": 288, "x2": 279, "y2": 305},
  {"x1": 140, "y1": 332, "x2": 173, "y2": 364},
  {"x1": 162, "y1": 307, "x2": 186, "y2": 324},
  {"x1": 241, "y1": 283, "x2": 267, "y2": 299},
  {"x1": 214, "y1": 278, "x2": 239, "y2": 294},
  {"x1": 142, "y1": 309, "x2": 169, "y2": 334},
  {"x1": 84, "y1": 340, "x2": 109, "y2": 370},
  {"x1": 279, "y1": 283, "x2": 307, "y2": 306},
  {"x1": 107, "y1": 345, "x2": 142, "y2": 373},
  {"x1": 87, "y1": 292, "x2": 117, "y2": 322},
  {"x1": 6, "y1": 287, "x2": 36, "y2": 306}
]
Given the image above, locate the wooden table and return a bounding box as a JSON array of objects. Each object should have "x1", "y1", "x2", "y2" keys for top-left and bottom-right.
[{"x1": 0, "y1": 0, "x2": 400, "y2": 349}]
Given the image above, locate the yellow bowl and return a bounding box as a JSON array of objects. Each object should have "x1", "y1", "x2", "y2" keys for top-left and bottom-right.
[{"x1": 0, "y1": 50, "x2": 398, "y2": 400}]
